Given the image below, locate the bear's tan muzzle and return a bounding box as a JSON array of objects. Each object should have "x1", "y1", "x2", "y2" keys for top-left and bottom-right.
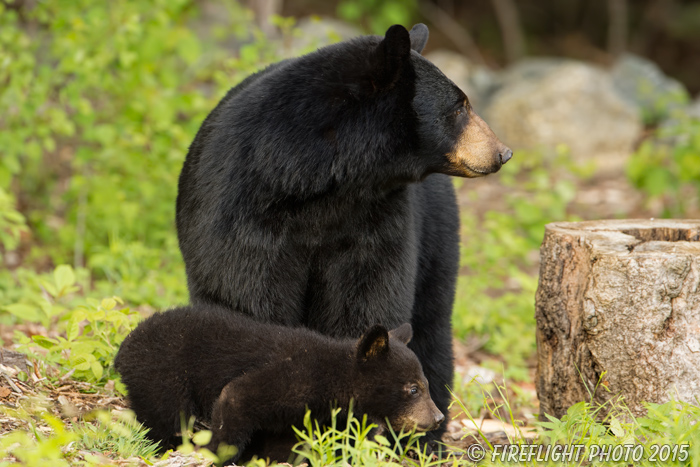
[{"x1": 446, "y1": 108, "x2": 512, "y2": 178}]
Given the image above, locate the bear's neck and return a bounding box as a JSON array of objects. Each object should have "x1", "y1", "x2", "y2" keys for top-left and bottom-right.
[{"x1": 304, "y1": 340, "x2": 361, "y2": 412}]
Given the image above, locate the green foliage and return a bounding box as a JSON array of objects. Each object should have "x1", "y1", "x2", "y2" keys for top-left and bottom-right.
[
  {"x1": 175, "y1": 414, "x2": 237, "y2": 465},
  {"x1": 2, "y1": 405, "x2": 173, "y2": 465},
  {"x1": 628, "y1": 116, "x2": 700, "y2": 216},
  {"x1": 638, "y1": 400, "x2": 700, "y2": 463},
  {"x1": 72, "y1": 410, "x2": 161, "y2": 461},
  {"x1": 535, "y1": 399, "x2": 700, "y2": 466},
  {"x1": 0, "y1": 412, "x2": 78, "y2": 467},
  {"x1": 291, "y1": 407, "x2": 453, "y2": 467},
  {"x1": 0, "y1": 0, "x2": 290, "y2": 308},
  {"x1": 641, "y1": 87, "x2": 690, "y2": 126},
  {"x1": 0, "y1": 187, "x2": 27, "y2": 252},
  {"x1": 451, "y1": 379, "x2": 700, "y2": 467},
  {"x1": 2, "y1": 265, "x2": 86, "y2": 327},
  {"x1": 6, "y1": 265, "x2": 142, "y2": 385},
  {"x1": 453, "y1": 147, "x2": 592, "y2": 378},
  {"x1": 337, "y1": 0, "x2": 417, "y2": 34}
]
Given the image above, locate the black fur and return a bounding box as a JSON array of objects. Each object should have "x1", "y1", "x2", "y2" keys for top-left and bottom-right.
[
  {"x1": 176, "y1": 24, "x2": 478, "y2": 441},
  {"x1": 114, "y1": 306, "x2": 442, "y2": 464}
]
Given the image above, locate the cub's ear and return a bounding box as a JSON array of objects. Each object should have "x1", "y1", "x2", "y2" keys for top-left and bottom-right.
[
  {"x1": 372, "y1": 24, "x2": 411, "y2": 89},
  {"x1": 409, "y1": 24, "x2": 429, "y2": 54},
  {"x1": 357, "y1": 325, "x2": 390, "y2": 361},
  {"x1": 388, "y1": 323, "x2": 413, "y2": 344}
]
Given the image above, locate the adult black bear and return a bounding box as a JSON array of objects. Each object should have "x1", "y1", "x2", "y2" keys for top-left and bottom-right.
[
  {"x1": 114, "y1": 305, "x2": 443, "y2": 464},
  {"x1": 176, "y1": 24, "x2": 511, "y2": 441}
]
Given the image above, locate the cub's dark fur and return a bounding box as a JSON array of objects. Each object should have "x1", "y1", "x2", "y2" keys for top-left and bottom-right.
[{"x1": 114, "y1": 305, "x2": 444, "y2": 464}]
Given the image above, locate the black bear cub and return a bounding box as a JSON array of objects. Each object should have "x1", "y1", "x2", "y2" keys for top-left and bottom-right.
[{"x1": 114, "y1": 305, "x2": 444, "y2": 464}]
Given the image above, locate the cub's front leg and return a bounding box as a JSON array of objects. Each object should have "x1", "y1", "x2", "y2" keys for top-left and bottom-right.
[{"x1": 207, "y1": 380, "x2": 257, "y2": 465}]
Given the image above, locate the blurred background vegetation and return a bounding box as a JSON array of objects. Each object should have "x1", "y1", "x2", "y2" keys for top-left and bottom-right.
[{"x1": 1, "y1": 0, "x2": 700, "y2": 393}]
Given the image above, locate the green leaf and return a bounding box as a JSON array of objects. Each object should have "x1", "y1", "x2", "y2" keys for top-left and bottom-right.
[
  {"x1": 90, "y1": 361, "x2": 103, "y2": 380},
  {"x1": 4, "y1": 303, "x2": 43, "y2": 323},
  {"x1": 71, "y1": 354, "x2": 93, "y2": 371},
  {"x1": 373, "y1": 434, "x2": 390, "y2": 446},
  {"x1": 40, "y1": 281, "x2": 58, "y2": 298},
  {"x1": 105, "y1": 309, "x2": 125, "y2": 323},
  {"x1": 71, "y1": 309, "x2": 88, "y2": 322},
  {"x1": 66, "y1": 317, "x2": 80, "y2": 341},
  {"x1": 609, "y1": 417, "x2": 625, "y2": 438},
  {"x1": 32, "y1": 335, "x2": 59, "y2": 349},
  {"x1": 192, "y1": 430, "x2": 212, "y2": 446},
  {"x1": 54, "y1": 264, "x2": 76, "y2": 293},
  {"x1": 101, "y1": 298, "x2": 117, "y2": 311}
]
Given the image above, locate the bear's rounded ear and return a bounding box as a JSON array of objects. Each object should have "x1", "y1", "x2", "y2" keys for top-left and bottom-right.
[
  {"x1": 383, "y1": 24, "x2": 412, "y2": 58},
  {"x1": 357, "y1": 325, "x2": 390, "y2": 361},
  {"x1": 409, "y1": 24, "x2": 429, "y2": 54},
  {"x1": 371, "y1": 24, "x2": 411, "y2": 90},
  {"x1": 388, "y1": 323, "x2": 413, "y2": 344}
]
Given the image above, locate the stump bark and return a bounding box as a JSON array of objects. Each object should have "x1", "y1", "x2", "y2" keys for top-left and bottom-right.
[{"x1": 535, "y1": 219, "x2": 700, "y2": 419}]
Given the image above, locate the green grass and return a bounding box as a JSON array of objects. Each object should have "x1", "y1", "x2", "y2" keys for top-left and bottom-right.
[{"x1": 72, "y1": 411, "x2": 161, "y2": 461}]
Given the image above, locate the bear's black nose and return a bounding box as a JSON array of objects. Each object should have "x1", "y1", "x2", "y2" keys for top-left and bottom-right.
[{"x1": 500, "y1": 148, "x2": 513, "y2": 165}]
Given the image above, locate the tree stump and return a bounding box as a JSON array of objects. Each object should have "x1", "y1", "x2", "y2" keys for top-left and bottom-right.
[{"x1": 535, "y1": 219, "x2": 700, "y2": 419}]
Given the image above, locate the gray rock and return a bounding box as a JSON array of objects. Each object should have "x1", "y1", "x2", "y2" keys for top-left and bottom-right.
[
  {"x1": 484, "y1": 60, "x2": 642, "y2": 170},
  {"x1": 687, "y1": 96, "x2": 700, "y2": 119},
  {"x1": 611, "y1": 53, "x2": 690, "y2": 123},
  {"x1": 497, "y1": 57, "x2": 577, "y2": 85},
  {"x1": 653, "y1": 95, "x2": 700, "y2": 148},
  {"x1": 286, "y1": 17, "x2": 362, "y2": 57},
  {"x1": 425, "y1": 50, "x2": 497, "y2": 112}
]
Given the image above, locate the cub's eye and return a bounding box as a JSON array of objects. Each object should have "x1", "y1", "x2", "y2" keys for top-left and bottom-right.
[
  {"x1": 409, "y1": 386, "x2": 419, "y2": 396},
  {"x1": 455, "y1": 107, "x2": 464, "y2": 116}
]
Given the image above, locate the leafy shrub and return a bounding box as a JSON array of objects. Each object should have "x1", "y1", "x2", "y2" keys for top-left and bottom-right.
[
  {"x1": 6, "y1": 265, "x2": 142, "y2": 387},
  {"x1": 536, "y1": 399, "x2": 699, "y2": 466},
  {"x1": 0, "y1": 0, "x2": 291, "y2": 307},
  {"x1": 0, "y1": 412, "x2": 77, "y2": 467},
  {"x1": 0, "y1": 187, "x2": 27, "y2": 253},
  {"x1": 627, "y1": 116, "x2": 700, "y2": 216},
  {"x1": 453, "y1": 378, "x2": 700, "y2": 467},
  {"x1": 0, "y1": 406, "x2": 162, "y2": 465}
]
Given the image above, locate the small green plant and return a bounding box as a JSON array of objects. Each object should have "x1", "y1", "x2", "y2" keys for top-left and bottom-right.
[
  {"x1": 6, "y1": 265, "x2": 142, "y2": 386},
  {"x1": 72, "y1": 410, "x2": 161, "y2": 461},
  {"x1": 0, "y1": 187, "x2": 27, "y2": 253},
  {"x1": 536, "y1": 399, "x2": 699, "y2": 466},
  {"x1": 175, "y1": 413, "x2": 238, "y2": 465},
  {"x1": 637, "y1": 82, "x2": 690, "y2": 126},
  {"x1": 0, "y1": 411, "x2": 78, "y2": 467},
  {"x1": 628, "y1": 116, "x2": 700, "y2": 217},
  {"x1": 291, "y1": 407, "x2": 449, "y2": 467},
  {"x1": 1, "y1": 404, "x2": 196, "y2": 466},
  {"x1": 451, "y1": 376, "x2": 700, "y2": 467}
]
